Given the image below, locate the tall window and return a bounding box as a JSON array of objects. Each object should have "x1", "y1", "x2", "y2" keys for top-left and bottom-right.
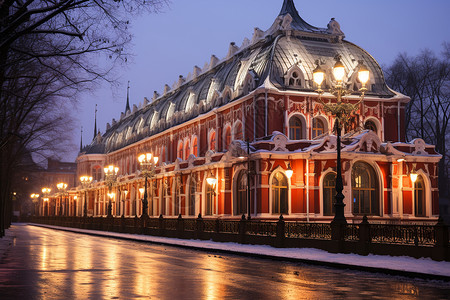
[
  {"x1": 189, "y1": 177, "x2": 196, "y2": 216},
  {"x1": 312, "y1": 118, "x2": 325, "y2": 138},
  {"x1": 192, "y1": 137, "x2": 198, "y2": 157},
  {"x1": 234, "y1": 123, "x2": 243, "y2": 141},
  {"x1": 364, "y1": 120, "x2": 377, "y2": 133},
  {"x1": 414, "y1": 175, "x2": 425, "y2": 217},
  {"x1": 352, "y1": 162, "x2": 379, "y2": 215},
  {"x1": 271, "y1": 172, "x2": 288, "y2": 215},
  {"x1": 92, "y1": 166, "x2": 102, "y2": 182},
  {"x1": 224, "y1": 127, "x2": 231, "y2": 150},
  {"x1": 177, "y1": 142, "x2": 183, "y2": 160},
  {"x1": 161, "y1": 147, "x2": 166, "y2": 163},
  {"x1": 323, "y1": 173, "x2": 336, "y2": 216},
  {"x1": 289, "y1": 116, "x2": 303, "y2": 140},
  {"x1": 205, "y1": 184, "x2": 214, "y2": 215},
  {"x1": 174, "y1": 177, "x2": 181, "y2": 216},
  {"x1": 162, "y1": 179, "x2": 169, "y2": 215},
  {"x1": 209, "y1": 131, "x2": 216, "y2": 151},
  {"x1": 184, "y1": 141, "x2": 190, "y2": 160},
  {"x1": 235, "y1": 171, "x2": 247, "y2": 215}
]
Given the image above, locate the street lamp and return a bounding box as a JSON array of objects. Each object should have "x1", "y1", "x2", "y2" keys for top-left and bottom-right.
[
  {"x1": 42, "y1": 188, "x2": 51, "y2": 216},
  {"x1": 30, "y1": 193, "x2": 40, "y2": 216},
  {"x1": 206, "y1": 170, "x2": 217, "y2": 187},
  {"x1": 285, "y1": 163, "x2": 294, "y2": 179},
  {"x1": 80, "y1": 176, "x2": 93, "y2": 217},
  {"x1": 313, "y1": 55, "x2": 370, "y2": 224},
  {"x1": 56, "y1": 182, "x2": 68, "y2": 216},
  {"x1": 104, "y1": 165, "x2": 119, "y2": 217},
  {"x1": 138, "y1": 153, "x2": 159, "y2": 218}
]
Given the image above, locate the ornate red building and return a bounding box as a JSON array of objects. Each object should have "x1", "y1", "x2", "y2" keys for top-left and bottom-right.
[{"x1": 73, "y1": 0, "x2": 441, "y2": 223}]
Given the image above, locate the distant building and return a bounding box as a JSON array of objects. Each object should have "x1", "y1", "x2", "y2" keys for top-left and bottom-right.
[
  {"x1": 37, "y1": 158, "x2": 76, "y2": 216},
  {"x1": 71, "y1": 0, "x2": 440, "y2": 223}
]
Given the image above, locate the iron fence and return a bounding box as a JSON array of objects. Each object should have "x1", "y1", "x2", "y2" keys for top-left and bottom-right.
[
  {"x1": 370, "y1": 224, "x2": 435, "y2": 246},
  {"x1": 285, "y1": 222, "x2": 331, "y2": 239}
]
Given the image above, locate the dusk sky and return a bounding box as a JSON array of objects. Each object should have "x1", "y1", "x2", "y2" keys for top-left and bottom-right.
[{"x1": 69, "y1": 0, "x2": 449, "y2": 161}]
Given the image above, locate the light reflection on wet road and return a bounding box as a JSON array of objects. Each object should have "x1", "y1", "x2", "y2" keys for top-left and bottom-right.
[{"x1": 1, "y1": 224, "x2": 449, "y2": 299}]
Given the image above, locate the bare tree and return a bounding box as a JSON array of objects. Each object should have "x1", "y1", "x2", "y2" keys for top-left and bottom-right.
[
  {"x1": 385, "y1": 44, "x2": 450, "y2": 201},
  {"x1": 0, "y1": 0, "x2": 168, "y2": 237}
]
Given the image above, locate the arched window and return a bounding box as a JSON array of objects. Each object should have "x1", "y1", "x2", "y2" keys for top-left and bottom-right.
[
  {"x1": 289, "y1": 71, "x2": 301, "y2": 86},
  {"x1": 364, "y1": 120, "x2": 377, "y2": 133},
  {"x1": 209, "y1": 131, "x2": 216, "y2": 151},
  {"x1": 192, "y1": 137, "x2": 198, "y2": 157},
  {"x1": 177, "y1": 142, "x2": 183, "y2": 160},
  {"x1": 271, "y1": 172, "x2": 288, "y2": 215},
  {"x1": 414, "y1": 175, "x2": 425, "y2": 217},
  {"x1": 352, "y1": 162, "x2": 379, "y2": 216},
  {"x1": 234, "y1": 122, "x2": 243, "y2": 141},
  {"x1": 184, "y1": 141, "x2": 190, "y2": 160},
  {"x1": 224, "y1": 126, "x2": 231, "y2": 150},
  {"x1": 188, "y1": 177, "x2": 196, "y2": 216},
  {"x1": 289, "y1": 116, "x2": 303, "y2": 140},
  {"x1": 284, "y1": 66, "x2": 305, "y2": 88},
  {"x1": 235, "y1": 171, "x2": 247, "y2": 215},
  {"x1": 323, "y1": 173, "x2": 336, "y2": 216},
  {"x1": 205, "y1": 184, "x2": 214, "y2": 216},
  {"x1": 312, "y1": 118, "x2": 325, "y2": 138}
]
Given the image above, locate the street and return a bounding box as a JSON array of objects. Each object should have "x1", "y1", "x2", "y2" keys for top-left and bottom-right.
[{"x1": 0, "y1": 224, "x2": 449, "y2": 299}]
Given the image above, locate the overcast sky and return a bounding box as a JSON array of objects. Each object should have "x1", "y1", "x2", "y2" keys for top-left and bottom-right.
[{"x1": 69, "y1": 0, "x2": 450, "y2": 161}]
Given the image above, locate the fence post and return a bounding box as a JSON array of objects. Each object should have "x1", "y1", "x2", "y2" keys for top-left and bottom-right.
[
  {"x1": 196, "y1": 213, "x2": 204, "y2": 239},
  {"x1": 330, "y1": 218, "x2": 348, "y2": 253},
  {"x1": 239, "y1": 214, "x2": 247, "y2": 244},
  {"x1": 276, "y1": 215, "x2": 285, "y2": 248},
  {"x1": 433, "y1": 216, "x2": 449, "y2": 261},
  {"x1": 177, "y1": 214, "x2": 184, "y2": 238},
  {"x1": 134, "y1": 215, "x2": 140, "y2": 234},
  {"x1": 358, "y1": 215, "x2": 371, "y2": 255},
  {"x1": 158, "y1": 214, "x2": 165, "y2": 236},
  {"x1": 215, "y1": 218, "x2": 221, "y2": 233}
]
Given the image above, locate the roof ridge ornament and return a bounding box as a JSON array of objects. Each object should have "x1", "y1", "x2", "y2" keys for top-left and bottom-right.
[{"x1": 327, "y1": 18, "x2": 345, "y2": 37}]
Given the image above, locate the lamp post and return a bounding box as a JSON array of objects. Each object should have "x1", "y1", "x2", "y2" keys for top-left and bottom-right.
[
  {"x1": 246, "y1": 140, "x2": 252, "y2": 220},
  {"x1": 73, "y1": 195, "x2": 78, "y2": 216},
  {"x1": 206, "y1": 170, "x2": 217, "y2": 215},
  {"x1": 56, "y1": 182, "x2": 68, "y2": 216},
  {"x1": 30, "y1": 193, "x2": 40, "y2": 216},
  {"x1": 313, "y1": 55, "x2": 370, "y2": 225},
  {"x1": 104, "y1": 165, "x2": 119, "y2": 217},
  {"x1": 80, "y1": 176, "x2": 93, "y2": 217},
  {"x1": 41, "y1": 188, "x2": 51, "y2": 216},
  {"x1": 138, "y1": 153, "x2": 159, "y2": 218}
]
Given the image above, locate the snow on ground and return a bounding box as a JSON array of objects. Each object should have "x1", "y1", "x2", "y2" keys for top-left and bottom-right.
[{"x1": 26, "y1": 223, "x2": 450, "y2": 278}]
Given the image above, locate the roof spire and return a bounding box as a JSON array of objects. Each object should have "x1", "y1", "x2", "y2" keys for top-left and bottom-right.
[
  {"x1": 125, "y1": 81, "x2": 131, "y2": 112},
  {"x1": 80, "y1": 126, "x2": 83, "y2": 152},
  {"x1": 93, "y1": 104, "x2": 97, "y2": 140},
  {"x1": 279, "y1": 0, "x2": 297, "y2": 16},
  {"x1": 278, "y1": 0, "x2": 323, "y2": 33}
]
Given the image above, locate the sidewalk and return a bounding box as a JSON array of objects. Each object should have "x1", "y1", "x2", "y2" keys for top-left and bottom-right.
[{"x1": 7, "y1": 223, "x2": 450, "y2": 281}]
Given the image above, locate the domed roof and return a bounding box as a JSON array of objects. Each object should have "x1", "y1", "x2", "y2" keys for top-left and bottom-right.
[{"x1": 82, "y1": 0, "x2": 394, "y2": 155}]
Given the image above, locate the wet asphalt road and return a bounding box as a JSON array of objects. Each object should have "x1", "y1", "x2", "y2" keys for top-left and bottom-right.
[{"x1": 0, "y1": 224, "x2": 449, "y2": 299}]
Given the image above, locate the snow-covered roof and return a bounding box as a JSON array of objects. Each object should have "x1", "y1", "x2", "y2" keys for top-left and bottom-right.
[{"x1": 83, "y1": 0, "x2": 395, "y2": 155}]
